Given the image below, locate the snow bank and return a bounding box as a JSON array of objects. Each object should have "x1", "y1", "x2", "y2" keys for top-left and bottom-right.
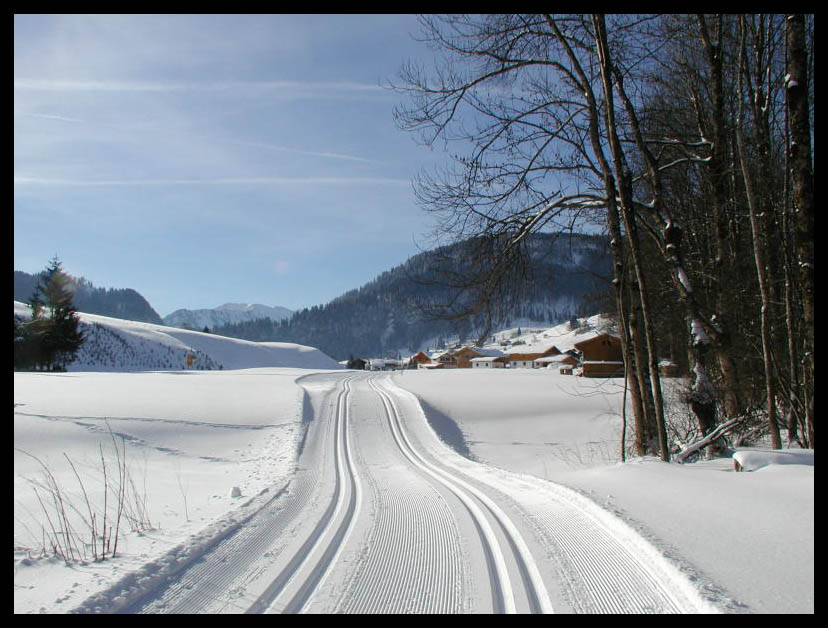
[{"x1": 732, "y1": 448, "x2": 814, "y2": 472}]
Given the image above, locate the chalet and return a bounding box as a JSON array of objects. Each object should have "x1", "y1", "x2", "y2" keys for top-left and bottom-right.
[
  {"x1": 506, "y1": 345, "x2": 561, "y2": 369},
  {"x1": 573, "y1": 334, "x2": 624, "y2": 377},
  {"x1": 453, "y1": 346, "x2": 507, "y2": 368},
  {"x1": 348, "y1": 357, "x2": 368, "y2": 370},
  {"x1": 534, "y1": 353, "x2": 579, "y2": 373},
  {"x1": 470, "y1": 356, "x2": 508, "y2": 369},
  {"x1": 431, "y1": 351, "x2": 458, "y2": 369},
  {"x1": 409, "y1": 351, "x2": 432, "y2": 369}
]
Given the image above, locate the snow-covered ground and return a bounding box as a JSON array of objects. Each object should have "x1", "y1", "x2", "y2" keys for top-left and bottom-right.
[
  {"x1": 13, "y1": 306, "x2": 813, "y2": 614},
  {"x1": 13, "y1": 368, "x2": 320, "y2": 613},
  {"x1": 394, "y1": 369, "x2": 814, "y2": 614}
]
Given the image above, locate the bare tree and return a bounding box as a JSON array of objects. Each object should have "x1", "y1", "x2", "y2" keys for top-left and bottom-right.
[
  {"x1": 393, "y1": 13, "x2": 814, "y2": 459},
  {"x1": 785, "y1": 14, "x2": 814, "y2": 447}
]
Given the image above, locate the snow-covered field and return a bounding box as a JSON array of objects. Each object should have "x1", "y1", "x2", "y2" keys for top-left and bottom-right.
[
  {"x1": 14, "y1": 368, "x2": 322, "y2": 613},
  {"x1": 13, "y1": 306, "x2": 813, "y2": 614},
  {"x1": 395, "y1": 369, "x2": 814, "y2": 614}
]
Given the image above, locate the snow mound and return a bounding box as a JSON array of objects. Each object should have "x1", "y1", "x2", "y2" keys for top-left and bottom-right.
[{"x1": 732, "y1": 448, "x2": 814, "y2": 472}]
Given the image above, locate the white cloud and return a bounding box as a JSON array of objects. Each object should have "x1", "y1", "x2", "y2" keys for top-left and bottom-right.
[
  {"x1": 14, "y1": 78, "x2": 382, "y2": 94},
  {"x1": 14, "y1": 111, "x2": 83, "y2": 123},
  {"x1": 14, "y1": 175, "x2": 409, "y2": 187}
]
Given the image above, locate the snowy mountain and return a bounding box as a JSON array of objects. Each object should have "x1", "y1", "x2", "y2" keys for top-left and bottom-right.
[
  {"x1": 213, "y1": 232, "x2": 613, "y2": 360},
  {"x1": 163, "y1": 302, "x2": 293, "y2": 331},
  {"x1": 14, "y1": 301, "x2": 337, "y2": 371}
]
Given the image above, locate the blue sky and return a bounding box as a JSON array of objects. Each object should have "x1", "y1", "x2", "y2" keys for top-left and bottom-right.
[{"x1": 14, "y1": 14, "x2": 450, "y2": 317}]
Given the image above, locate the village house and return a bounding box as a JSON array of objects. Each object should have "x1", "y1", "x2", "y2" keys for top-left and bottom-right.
[
  {"x1": 420, "y1": 362, "x2": 446, "y2": 370},
  {"x1": 430, "y1": 350, "x2": 458, "y2": 369},
  {"x1": 346, "y1": 357, "x2": 368, "y2": 370},
  {"x1": 506, "y1": 345, "x2": 561, "y2": 369},
  {"x1": 409, "y1": 351, "x2": 432, "y2": 369},
  {"x1": 470, "y1": 356, "x2": 508, "y2": 369},
  {"x1": 573, "y1": 334, "x2": 624, "y2": 377},
  {"x1": 366, "y1": 358, "x2": 400, "y2": 371},
  {"x1": 453, "y1": 346, "x2": 507, "y2": 368},
  {"x1": 534, "y1": 353, "x2": 579, "y2": 373}
]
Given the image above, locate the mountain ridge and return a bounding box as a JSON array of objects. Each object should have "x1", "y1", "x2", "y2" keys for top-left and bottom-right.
[
  {"x1": 13, "y1": 270, "x2": 163, "y2": 325},
  {"x1": 212, "y1": 232, "x2": 613, "y2": 360},
  {"x1": 163, "y1": 302, "x2": 293, "y2": 330}
]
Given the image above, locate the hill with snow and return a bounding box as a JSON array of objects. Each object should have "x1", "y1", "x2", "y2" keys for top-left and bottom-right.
[
  {"x1": 13, "y1": 301, "x2": 339, "y2": 372},
  {"x1": 163, "y1": 302, "x2": 293, "y2": 331},
  {"x1": 210, "y1": 232, "x2": 612, "y2": 361},
  {"x1": 14, "y1": 270, "x2": 164, "y2": 324}
]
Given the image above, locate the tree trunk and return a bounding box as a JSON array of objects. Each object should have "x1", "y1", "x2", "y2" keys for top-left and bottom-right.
[
  {"x1": 697, "y1": 14, "x2": 744, "y2": 421},
  {"x1": 593, "y1": 14, "x2": 669, "y2": 461},
  {"x1": 736, "y1": 104, "x2": 782, "y2": 448},
  {"x1": 786, "y1": 14, "x2": 814, "y2": 448}
]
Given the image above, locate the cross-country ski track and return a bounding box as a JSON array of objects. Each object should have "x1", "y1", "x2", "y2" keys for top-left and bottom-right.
[{"x1": 75, "y1": 372, "x2": 716, "y2": 614}]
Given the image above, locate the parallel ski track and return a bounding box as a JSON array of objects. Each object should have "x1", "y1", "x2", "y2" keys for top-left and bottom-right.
[
  {"x1": 515, "y1": 493, "x2": 687, "y2": 613},
  {"x1": 384, "y1": 378, "x2": 709, "y2": 614},
  {"x1": 367, "y1": 375, "x2": 554, "y2": 614},
  {"x1": 246, "y1": 375, "x2": 361, "y2": 614},
  {"x1": 336, "y1": 383, "x2": 464, "y2": 614},
  {"x1": 125, "y1": 383, "x2": 337, "y2": 614}
]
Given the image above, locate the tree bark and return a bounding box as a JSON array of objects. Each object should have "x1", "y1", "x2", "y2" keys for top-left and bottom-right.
[
  {"x1": 785, "y1": 14, "x2": 814, "y2": 448},
  {"x1": 593, "y1": 14, "x2": 669, "y2": 461}
]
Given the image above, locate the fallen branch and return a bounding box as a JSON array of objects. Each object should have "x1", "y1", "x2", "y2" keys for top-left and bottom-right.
[{"x1": 674, "y1": 417, "x2": 740, "y2": 464}]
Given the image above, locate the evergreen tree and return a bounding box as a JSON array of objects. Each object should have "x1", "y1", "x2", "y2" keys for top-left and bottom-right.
[{"x1": 15, "y1": 256, "x2": 84, "y2": 371}]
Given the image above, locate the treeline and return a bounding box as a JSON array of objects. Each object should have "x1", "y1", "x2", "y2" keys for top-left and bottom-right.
[
  {"x1": 14, "y1": 271, "x2": 163, "y2": 324},
  {"x1": 392, "y1": 14, "x2": 814, "y2": 457},
  {"x1": 214, "y1": 232, "x2": 612, "y2": 359}
]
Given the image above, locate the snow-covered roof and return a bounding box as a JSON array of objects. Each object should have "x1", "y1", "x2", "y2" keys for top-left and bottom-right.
[
  {"x1": 469, "y1": 347, "x2": 507, "y2": 357},
  {"x1": 535, "y1": 354, "x2": 578, "y2": 364}
]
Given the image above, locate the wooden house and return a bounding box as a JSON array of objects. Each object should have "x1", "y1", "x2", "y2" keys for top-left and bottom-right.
[
  {"x1": 454, "y1": 346, "x2": 507, "y2": 368},
  {"x1": 506, "y1": 345, "x2": 561, "y2": 369},
  {"x1": 409, "y1": 351, "x2": 432, "y2": 369},
  {"x1": 535, "y1": 353, "x2": 579, "y2": 373},
  {"x1": 470, "y1": 356, "x2": 508, "y2": 369},
  {"x1": 349, "y1": 357, "x2": 367, "y2": 370},
  {"x1": 432, "y1": 351, "x2": 458, "y2": 369},
  {"x1": 573, "y1": 334, "x2": 624, "y2": 377}
]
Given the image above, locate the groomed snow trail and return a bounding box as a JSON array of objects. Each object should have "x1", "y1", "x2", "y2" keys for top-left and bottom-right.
[{"x1": 91, "y1": 371, "x2": 714, "y2": 614}]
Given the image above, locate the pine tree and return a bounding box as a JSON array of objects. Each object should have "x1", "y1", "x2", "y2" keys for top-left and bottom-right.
[{"x1": 16, "y1": 256, "x2": 84, "y2": 371}]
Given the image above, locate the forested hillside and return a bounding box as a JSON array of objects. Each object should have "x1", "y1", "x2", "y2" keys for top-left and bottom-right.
[
  {"x1": 214, "y1": 232, "x2": 612, "y2": 360},
  {"x1": 14, "y1": 271, "x2": 163, "y2": 324}
]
